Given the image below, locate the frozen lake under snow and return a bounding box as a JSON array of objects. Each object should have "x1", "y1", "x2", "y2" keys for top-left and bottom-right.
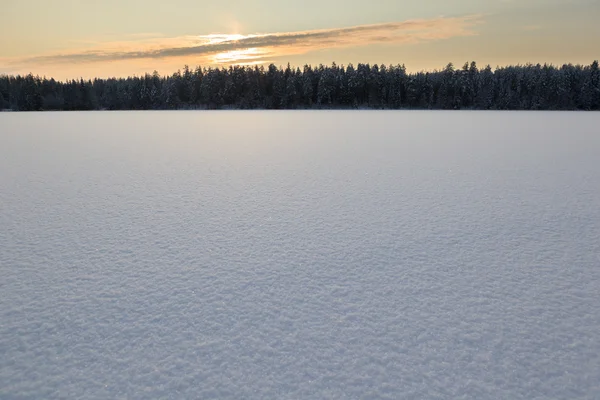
[{"x1": 1, "y1": 111, "x2": 599, "y2": 399}]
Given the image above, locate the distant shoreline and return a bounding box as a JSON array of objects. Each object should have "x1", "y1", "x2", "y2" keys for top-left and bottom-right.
[
  {"x1": 2, "y1": 109, "x2": 598, "y2": 112},
  {"x1": 2, "y1": 61, "x2": 599, "y2": 111},
  {"x1": 1, "y1": 108, "x2": 597, "y2": 112}
]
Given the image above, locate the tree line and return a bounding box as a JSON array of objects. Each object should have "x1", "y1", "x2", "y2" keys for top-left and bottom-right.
[{"x1": 1, "y1": 61, "x2": 599, "y2": 111}]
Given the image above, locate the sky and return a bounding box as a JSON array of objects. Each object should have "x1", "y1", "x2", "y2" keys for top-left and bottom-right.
[{"x1": 0, "y1": 0, "x2": 598, "y2": 79}]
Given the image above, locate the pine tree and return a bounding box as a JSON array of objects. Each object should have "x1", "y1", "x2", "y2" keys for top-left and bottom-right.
[
  {"x1": 0, "y1": 91, "x2": 7, "y2": 110},
  {"x1": 301, "y1": 65, "x2": 314, "y2": 106},
  {"x1": 162, "y1": 78, "x2": 180, "y2": 109}
]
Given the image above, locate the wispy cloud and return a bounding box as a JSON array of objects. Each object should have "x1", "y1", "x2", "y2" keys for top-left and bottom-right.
[{"x1": 10, "y1": 15, "x2": 483, "y2": 66}]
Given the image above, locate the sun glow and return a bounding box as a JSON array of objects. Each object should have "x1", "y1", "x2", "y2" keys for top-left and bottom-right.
[
  {"x1": 198, "y1": 33, "x2": 273, "y2": 64},
  {"x1": 212, "y1": 47, "x2": 271, "y2": 64},
  {"x1": 203, "y1": 33, "x2": 248, "y2": 45}
]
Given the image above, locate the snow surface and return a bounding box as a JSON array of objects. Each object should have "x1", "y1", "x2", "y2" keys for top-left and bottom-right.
[{"x1": 1, "y1": 111, "x2": 600, "y2": 399}]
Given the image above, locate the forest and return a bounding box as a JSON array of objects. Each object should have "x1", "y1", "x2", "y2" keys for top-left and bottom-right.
[{"x1": 1, "y1": 61, "x2": 599, "y2": 111}]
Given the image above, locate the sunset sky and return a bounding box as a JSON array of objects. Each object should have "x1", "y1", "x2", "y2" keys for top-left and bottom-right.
[{"x1": 1, "y1": 0, "x2": 598, "y2": 79}]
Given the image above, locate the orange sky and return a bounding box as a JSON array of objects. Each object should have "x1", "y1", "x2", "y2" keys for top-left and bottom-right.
[{"x1": 1, "y1": 0, "x2": 598, "y2": 79}]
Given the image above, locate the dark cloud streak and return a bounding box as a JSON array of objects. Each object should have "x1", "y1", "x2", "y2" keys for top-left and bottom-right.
[{"x1": 16, "y1": 16, "x2": 482, "y2": 65}]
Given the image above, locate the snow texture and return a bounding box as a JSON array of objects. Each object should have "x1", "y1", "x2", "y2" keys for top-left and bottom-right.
[{"x1": 1, "y1": 111, "x2": 600, "y2": 399}]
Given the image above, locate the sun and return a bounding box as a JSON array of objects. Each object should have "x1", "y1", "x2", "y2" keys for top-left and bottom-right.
[
  {"x1": 203, "y1": 34, "x2": 247, "y2": 45},
  {"x1": 213, "y1": 48, "x2": 270, "y2": 64},
  {"x1": 196, "y1": 33, "x2": 270, "y2": 64}
]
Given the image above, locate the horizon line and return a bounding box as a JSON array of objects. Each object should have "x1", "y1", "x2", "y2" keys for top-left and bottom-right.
[{"x1": 2, "y1": 59, "x2": 599, "y2": 81}]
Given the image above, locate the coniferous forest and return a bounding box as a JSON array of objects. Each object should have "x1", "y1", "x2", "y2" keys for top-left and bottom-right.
[{"x1": 1, "y1": 61, "x2": 599, "y2": 111}]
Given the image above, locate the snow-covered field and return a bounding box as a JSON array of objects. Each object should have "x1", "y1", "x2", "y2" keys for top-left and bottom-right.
[{"x1": 1, "y1": 111, "x2": 599, "y2": 399}]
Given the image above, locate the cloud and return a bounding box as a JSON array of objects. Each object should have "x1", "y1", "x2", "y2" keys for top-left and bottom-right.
[{"x1": 10, "y1": 15, "x2": 483, "y2": 66}]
